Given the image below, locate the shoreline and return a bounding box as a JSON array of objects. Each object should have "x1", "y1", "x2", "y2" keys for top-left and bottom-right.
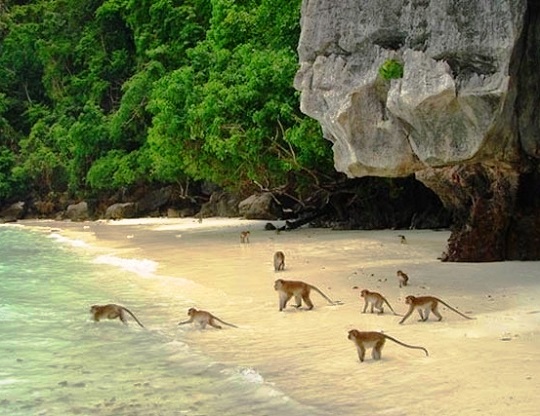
[{"x1": 14, "y1": 218, "x2": 540, "y2": 415}]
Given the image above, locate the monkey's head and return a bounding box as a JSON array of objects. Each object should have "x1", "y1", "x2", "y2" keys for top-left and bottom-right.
[
  {"x1": 90, "y1": 305, "x2": 99, "y2": 314},
  {"x1": 397, "y1": 270, "x2": 403, "y2": 276},
  {"x1": 274, "y1": 279, "x2": 284, "y2": 291},
  {"x1": 348, "y1": 329, "x2": 359, "y2": 340},
  {"x1": 360, "y1": 289, "x2": 369, "y2": 298},
  {"x1": 187, "y1": 307, "x2": 197, "y2": 316},
  {"x1": 405, "y1": 295, "x2": 416, "y2": 305}
]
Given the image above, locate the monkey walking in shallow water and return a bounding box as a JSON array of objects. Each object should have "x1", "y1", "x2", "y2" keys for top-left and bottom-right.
[
  {"x1": 90, "y1": 304, "x2": 145, "y2": 328},
  {"x1": 274, "y1": 279, "x2": 341, "y2": 311},
  {"x1": 348, "y1": 330, "x2": 428, "y2": 362},
  {"x1": 240, "y1": 231, "x2": 250, "y2": 243},
  {"x1": 399, "y1": 295, "x2": 474, "y2": 324},
  {"x1": 178, "y1": 307, "x2": 238, "y2": 329}
]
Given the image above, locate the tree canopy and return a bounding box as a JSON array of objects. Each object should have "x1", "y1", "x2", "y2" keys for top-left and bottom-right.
[{"x1": 0, "y1": 0, "x2": 334, "y2": 204}]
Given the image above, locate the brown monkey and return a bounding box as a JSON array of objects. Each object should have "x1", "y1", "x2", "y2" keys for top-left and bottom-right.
[
  {"x1": 90, "y1": 304, "x2": 145, "y2": 328},
  {"x1": 240, "y1": 231, "x2": 250, "y2": 243},
  {"x1": 347, "y1": 330, "x2": 428, "y2": 362},
  {"x1": 360, "y1": 289, "x2": 400, "y2": 316},
  {"x1": 397, "y1": 270, "x2": 409, "y2": 288},
  {"x1": 178, "y1": 308, "x2": 238, "y2": 329},
  {"x1": 273, "y1": 251, "x2": 285, "y2": 271},
  {"x1": 399, "y1": 295, "x2": 474, "y2": 324},
  {"x1": 398, "y1": 234, "x2": 407, "y2": 244},
  {"x1": 274, "y1": 279, "x2": 340, "y2": 311}
]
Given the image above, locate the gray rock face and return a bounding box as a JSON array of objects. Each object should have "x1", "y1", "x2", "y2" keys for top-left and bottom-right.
[
  {"x1": 198, "y1": 192, "x2": 240, "y2": 218},
  {"x1": 104, "y1": 202, "x2": 138, "y2": 220},
  {"x1": 294, "y1": 0, "x2": 534, "y2": 177},
  {"x1": 0, "y1": 201, "x2": 25, "y2": 222},
  {"x1": 65, "y1": 201, "x2": 89, "y2": 221},
  {"x1": 238, "y1": 193, "x2": 282, "y2": 220},
  {"x1": 295, "y1": 0, "x2": 540, "y2": 261}
]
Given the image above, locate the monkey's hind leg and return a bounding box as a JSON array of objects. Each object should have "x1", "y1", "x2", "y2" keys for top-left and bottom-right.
[
  {"x1": 372, "y1": 340, "x2": 385, "y2": 360},
  {"x1": 432, "y1": 305, "x2": 443, "y2": 321},
  {"x1": 302, "y1": 294, "x2": 314, "y2": 310},
  {"x1": 294, "y1": 295, "x2": 302, "y2": 308},
  {"x1": 209, "y1": 319, "x2": 222, "y2": 329},
  {"x1": 118, "y1": 310, "x2": 128, "y2": 325}
]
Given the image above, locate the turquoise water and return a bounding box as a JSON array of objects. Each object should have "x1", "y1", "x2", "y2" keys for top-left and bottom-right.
[{"x1": 0, "y1": 226, "x2": 326, "y2": 416}]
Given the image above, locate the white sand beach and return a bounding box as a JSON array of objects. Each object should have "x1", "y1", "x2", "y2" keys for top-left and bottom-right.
[{"x1": 21, "y1": 217, "x2": 540, "y2": 415}]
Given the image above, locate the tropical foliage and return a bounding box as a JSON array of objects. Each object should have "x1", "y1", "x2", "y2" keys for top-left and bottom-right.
[{"x1": 0, "y1": 0, "x2": 333, "y2": 203}]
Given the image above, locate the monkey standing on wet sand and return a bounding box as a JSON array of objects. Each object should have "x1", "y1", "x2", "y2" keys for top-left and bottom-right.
[
  {"x1": 397, "y1": 270, "x2": 409, "y2": 288},
  {"x1": 360, "y1": 289, "x2": 400, "y2": 316},
  {"x1": 90, "y1": 304, "x2": 145, "y2": 328},
  {"x1": 399, "y1": 295, "x2": 475, "y2": 324},
  {"x1": 274, "y1": 279, "x2": 341, "y2": 311},
  {"x1": 347, "y1": 329, "x2": 428, "y2": 362},
  {"x1": 240, "y1": 231, "x2": 250, "y2": 243},
  {"x1": 273, "y1": 251, "x2": 285, "y2": 271},
  {"x1": 178, "y1": 307, "x2": 238, "y2": 329}
]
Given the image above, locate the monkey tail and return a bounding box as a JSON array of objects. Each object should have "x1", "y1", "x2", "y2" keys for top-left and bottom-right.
[
  {"x1": 215, "y1": 317, "x2": 238, "y2": 328},
  {"x1": 383, "y1": 334, "x2": 429, "y2": 356},
  {"x1": 437, "y1": 298, "x2": 475, "y2": 320},
  {"x1": 122, "y1": 307, "x2": 145, "y2": 328},
  {"x1": 383, "y1": 299, "x2": 401, "y2": 316},
  {"x1": 310, "y1": 285, "x2": 339, "y2": 305}
]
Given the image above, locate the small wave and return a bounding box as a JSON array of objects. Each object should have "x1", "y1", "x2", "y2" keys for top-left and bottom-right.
[
  {"x1": 93, "y1": 254, "x2": 158, "y2": 277},
  {"x1": 219, "y1": 366, "x2": 302, "y2": 404},
  {"x1": 48, "y1": 233, "x2": 88, "y2": 248},
  {"x1": 0, "y1": 378, "x2": 19, "y2": 386},
  {"x1": 221, "y1": 366, "x2": 266, "y2": 385},
  {"x1": 239, "y1": 367, "x2": 265, "y2": 384}
]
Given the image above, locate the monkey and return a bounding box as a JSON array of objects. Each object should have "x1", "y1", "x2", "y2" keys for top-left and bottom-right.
[
  {"x1": 360, "y1": 289, "x2": 400, "y2": 316},
  {"x1": 90, "y1": 304, "x2": 145, "y2": 328},
  {"x1": 273, "y1": 279, "x2": 340, "y2": 311},
  {"x1": 178, "y1": 307, "x2": 238, "y2": 329},
  {"x1": 399, "y1": 295, "x2": 474, "y2": 324},
  {"x1": 398, "y1": 234, "x2": 407, "y2": 244},
  {"x1": 397, "y1": 270, "x2": 409, "y2": 288},
  {"x1": 240, "y1": 231, "x2": 250, "y2": 243},
  {"x1": 347, "y1": 329, "x2": 428, "y2": 362},
  {"x1": 273, "y1": 251, "x2": 285, "y2": 271}
]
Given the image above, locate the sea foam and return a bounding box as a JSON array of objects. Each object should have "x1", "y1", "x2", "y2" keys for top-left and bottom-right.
[
  {"x1": 93, "y1": 254, "x2": 158, "y2": 277},
  {"x1": 48, "y1": 233, "x2": 88, "y2": 248}
]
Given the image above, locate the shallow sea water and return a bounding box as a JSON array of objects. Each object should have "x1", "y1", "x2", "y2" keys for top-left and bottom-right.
[{"x1": 0, "y1": 226, "x2": 324, "y2": 416}]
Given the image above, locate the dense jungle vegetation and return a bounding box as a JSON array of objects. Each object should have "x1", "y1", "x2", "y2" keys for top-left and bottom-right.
[{"x1": 0, "y1": 0, "x2": 336, "y2": 206}]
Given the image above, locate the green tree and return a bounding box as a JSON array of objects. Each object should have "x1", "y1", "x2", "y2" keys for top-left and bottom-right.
[
  {"x1": 147, "y1": 0, "x2": 333, "y2": 193},
  {"x1": 0, "y1": 0, "x2": 334, "y2": 204}
]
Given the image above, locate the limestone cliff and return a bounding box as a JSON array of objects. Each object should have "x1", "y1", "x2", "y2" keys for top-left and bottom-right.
[{"x1": 295, "y1": 0, "x2": 540, "y2": 261}]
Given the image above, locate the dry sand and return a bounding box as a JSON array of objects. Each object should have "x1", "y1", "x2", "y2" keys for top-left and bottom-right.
[{"x1": 22, "y1": 218, "x2": 540, "y2": 415}]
